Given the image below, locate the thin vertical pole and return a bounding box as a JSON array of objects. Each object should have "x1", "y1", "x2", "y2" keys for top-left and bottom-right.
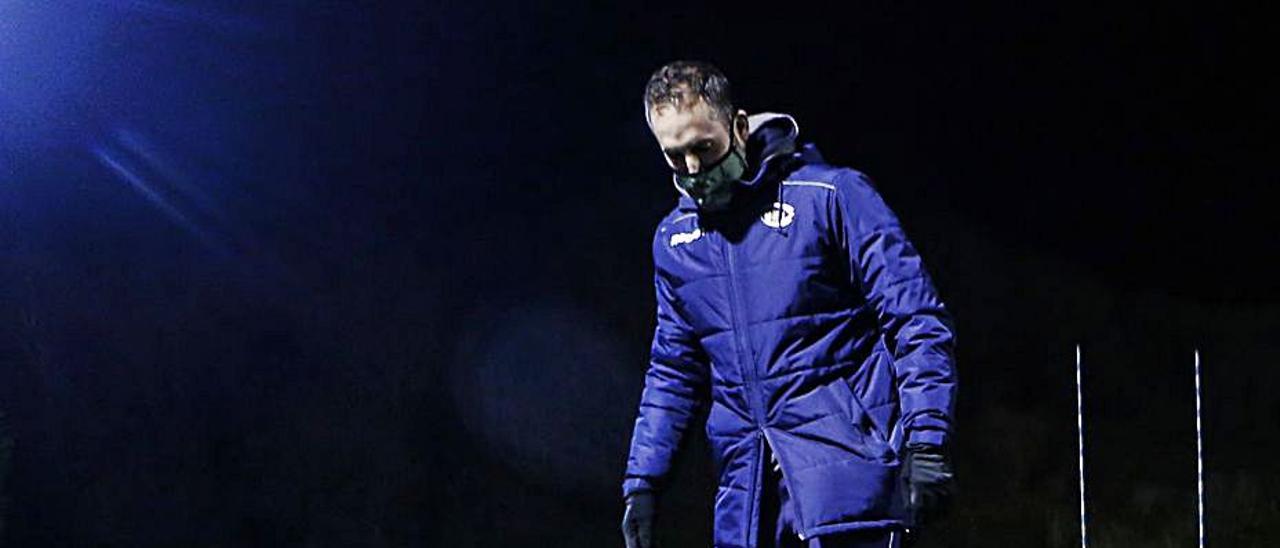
[
  {"x1": 1075, "y1": 344, "x2": 1088, "y2": 548},
  {"x1": 1194, "y1": 349, "x2": 1205, "y2": 548}
]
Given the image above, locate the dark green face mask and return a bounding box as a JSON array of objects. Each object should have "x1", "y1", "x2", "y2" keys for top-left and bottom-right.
[{"x1": 673, "y1": 127, "x2": 747, "y2": 212}]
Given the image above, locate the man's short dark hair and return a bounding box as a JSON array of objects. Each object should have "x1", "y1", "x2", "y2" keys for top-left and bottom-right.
[{"x1": 643, "y1": 60, "x2": 734, "y2": 127}]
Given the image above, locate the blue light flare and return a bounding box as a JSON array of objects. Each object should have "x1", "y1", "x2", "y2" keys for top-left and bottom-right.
[{"x1": 92, "y1": 143, "x2": 225, "y2": 253}]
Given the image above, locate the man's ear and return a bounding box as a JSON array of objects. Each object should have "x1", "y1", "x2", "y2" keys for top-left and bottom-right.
[{"x1": 733, "y1": 109, "x2": 750, "y2": 145}]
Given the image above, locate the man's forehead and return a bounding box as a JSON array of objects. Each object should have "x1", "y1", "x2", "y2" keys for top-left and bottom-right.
[{"x1": 649, "y1": 99, "x2": 725, "y2": 146}]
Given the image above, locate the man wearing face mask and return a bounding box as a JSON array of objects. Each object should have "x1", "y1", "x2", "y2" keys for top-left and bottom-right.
[{"x1": 620, "y1": 61, "x2": 958, "y2": 548}]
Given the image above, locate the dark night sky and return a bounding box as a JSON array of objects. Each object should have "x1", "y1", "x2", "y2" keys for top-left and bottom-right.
[{"x1": 1, "y1": 2, "x2": 1277, "y2": 546}]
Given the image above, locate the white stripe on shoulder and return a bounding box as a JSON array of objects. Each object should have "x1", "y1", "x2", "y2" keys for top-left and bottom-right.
[
  {"x1": 781, "y1": 180, "x2": 836, "y2": 191},
  {"x1": 671, "y1": 212, "x2": 698, "y2": 223}
]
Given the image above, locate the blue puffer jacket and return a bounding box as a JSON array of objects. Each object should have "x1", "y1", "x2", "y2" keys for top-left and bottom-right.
[{"x1": 623, "y1": 113, "x2": 958, "y2": 547}]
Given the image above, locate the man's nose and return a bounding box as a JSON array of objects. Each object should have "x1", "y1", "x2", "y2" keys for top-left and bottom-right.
[{"x1": 685, "y1": 153, "x2": 701, "y2": 174}]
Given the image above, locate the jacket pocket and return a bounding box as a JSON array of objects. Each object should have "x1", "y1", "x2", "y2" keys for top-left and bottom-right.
[
  {"x1": 829, "y1": 376, "x2": 894, "y2": 462},
  {"x1": 849, "y1": 382, "x2": 894, "y2": 446}
]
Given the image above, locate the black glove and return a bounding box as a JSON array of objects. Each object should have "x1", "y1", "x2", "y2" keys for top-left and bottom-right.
[
  {"x1": 621, "y1": 491, "x2": 656, "y2": 548},
  {"x1": 902, "y1": 442, "x2": 955, "y2": 529}
]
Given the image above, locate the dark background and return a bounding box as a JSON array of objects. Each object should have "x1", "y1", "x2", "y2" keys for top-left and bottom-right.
[{"x1": 1, "y1": 2, "x2": 1277, "y2": 546}]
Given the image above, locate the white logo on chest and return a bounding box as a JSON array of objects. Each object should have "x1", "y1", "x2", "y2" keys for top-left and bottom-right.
[
  {"x1": 761, "y1": 202, "x2": 795, "y2": 228},
  {"x1": 669, "y1": 228, "x2": 703, "y2": 247}
]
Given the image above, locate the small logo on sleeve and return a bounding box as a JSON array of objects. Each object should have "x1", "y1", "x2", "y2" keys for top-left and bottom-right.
[{"x1": 669, "y1": 228, "x2": 703, "y2": 247}]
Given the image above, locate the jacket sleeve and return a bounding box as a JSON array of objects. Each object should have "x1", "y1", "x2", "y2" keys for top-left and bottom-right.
[
  {"x1": 621, "y1": 268, "x2": 711, "y2": 499},
  {"x1": 833, "y1": 169, "x2": 958, "y2": 447}
]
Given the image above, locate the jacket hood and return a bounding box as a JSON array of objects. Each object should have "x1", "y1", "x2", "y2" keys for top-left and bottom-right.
[{"x1": 742, "y1": 112, "x2": 801, "y2": 185}]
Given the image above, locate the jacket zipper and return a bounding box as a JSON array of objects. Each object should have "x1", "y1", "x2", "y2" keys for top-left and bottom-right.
[
  {"x1": 720, "y1": 231, "x2": 762, "y2": 545},
  {"x1": 721, "y1": 228, "x2": 810, "y2": 542},
  {"x1": 722, "y1": 234, "x2": 765, "y2": 427}
]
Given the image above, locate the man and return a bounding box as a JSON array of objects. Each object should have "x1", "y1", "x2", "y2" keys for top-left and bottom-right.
[{"x1": 621, "y1": 61, "x2": 958, "y2": 548}]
